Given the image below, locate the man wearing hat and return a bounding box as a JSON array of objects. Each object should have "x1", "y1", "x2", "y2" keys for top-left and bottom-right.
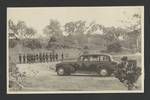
[
  {"x1": 23, "y1": 54, "x2": 26, "y2": 64},
  {"x1": 115, "y1": 56, "x2": 141, "y2": 90},
  {"x1": 19, "y1": 53, "x2": 22, "y2": 64},
  {"x1": 39, "y1": 53, "x2": 42, "y2": 63},
  {"x1": 116, "y1": 56, "x2": 128, "y2": 83}
]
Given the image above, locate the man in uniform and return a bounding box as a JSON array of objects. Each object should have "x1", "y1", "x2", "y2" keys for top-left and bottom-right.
[
  {"x1": 27, "y1": 53, "x2": 29, "y2": 63},
  {"x1": 19, "y1": 54, "x2": 22, "y2": 64},
  {"x1": 49, "y1": 53, "x2": 52, "y2": 62},
  {"x1": 39, "y1": 53, "x2": 42, "y2": 63},
  {"x1": 61, "y1": 53, "x2": 64, "y2": 61},
  {"x1": 36, "y1": 54, "x2": 38, "y2": 63},
  {"x1": 52, "y1": 53, "x2": 55, "y2": 62},
  {"x1": 45, "y1": 53, "x2": 48, "y2": 62},
  {"x1": 33, "y1": 53, "x2": 36, "y2": 63},
  {"x1": 126, "y1": 60, "x2": 141, "y2": 90},
  {"x1": 30, "y1": 54, "x2": 33, "y2": 63},
  {"x1": 116, "y1": 56, "x2": 128, "y2": 83},
  {"x1": 23, "y1": 54, "x2": 26, "y2": 63},
  {"x1": 43, "y1": 53, "x2": 45, "y2": 63},
  {"x1": 116, "y1": 56, "x2": 141, "y2": 90},
  {"x1": 30, "y1": 54, "x2": 32, "y2": 63},
  {"x1": 55, "y1": 53, "x2": 58, "y2": 61}
]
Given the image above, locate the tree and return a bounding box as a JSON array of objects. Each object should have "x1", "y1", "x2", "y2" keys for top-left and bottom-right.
[
  {"x1": 9, "y1": 39, "x2": 18, "y2": 48},
  {"x1": 8, "y1": 19, "x2": 36, "y2": 39},
  {"x1": 74, "y1": 20, "x2": 86, "y2": 35},
  {"x1": 8, "y1": 19, "x2": 18, "y2": 39},
  {"x1": 23, "y1": 39, "x2": 42, "y2": 49},
  {"x1": 64, "y1": 22, "x2": 76, "y2": 36},
  {"x1": 43, "y1": 19, "x2": 63, "y2": 49},
  {"x1": 107, "y1": 42, "x2": 122, "y2": 52},
  {"x1": 120, "y1": 13, "x2": 142, "y2": 52},
  {"x1": 16, "y1": 21, "x2": 27, "y2": 38},
  {"x1": 64, "y1": 20, "x2": 86, "y2": 36},
  {"x1": 9, "y1": 61, "x2": 26, "y2": 89},
  {"x1": 102, "y1": 26, "x2": 128, "y2": 50},
  {"x1": 130, "y1": 13, "x2": 141, "y2": 52},
  {"x1": 86, "y1": 23, "x2": 103, "y2": 35},
  {"x1": 25, "y1": 27, "x2": 36, "y2": 38},
  {"x1": 64, "y1": 20, "x2": 87, "y2": 47},
  {"x1": 43, "y1": 19, "x2": 62, "y2": 38}
]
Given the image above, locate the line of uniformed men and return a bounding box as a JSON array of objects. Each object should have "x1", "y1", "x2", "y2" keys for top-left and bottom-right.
[{"x1": 19, "y1": 53, "x2": 64, "y2": 64}]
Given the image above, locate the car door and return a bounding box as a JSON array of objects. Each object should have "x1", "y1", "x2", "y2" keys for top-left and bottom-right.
[
  {"x1": 88, "y1": 56, "x2": 99, "y2": 71},
  {"x1": 82, "y1": 55, "x2": 98, "y2": 71},
  {"x1": 81, "y1": 56, "x2": 91, "y2": 71},
  {"x1": 77, "y1": 55, "x2": 90, "y2": 71}
]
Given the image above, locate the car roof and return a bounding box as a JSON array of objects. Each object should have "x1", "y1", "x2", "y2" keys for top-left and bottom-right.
[{"x1": 81, "y1": 54, "x2": 111, "y2": 57}]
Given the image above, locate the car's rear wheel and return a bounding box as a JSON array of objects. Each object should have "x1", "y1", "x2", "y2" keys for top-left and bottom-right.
[
  {"x1": 57, "y1": 67, "x2": 65, "y2": 76},
  {"x1": 99, "y1": 68, "x2": 108, "y2": 77}
]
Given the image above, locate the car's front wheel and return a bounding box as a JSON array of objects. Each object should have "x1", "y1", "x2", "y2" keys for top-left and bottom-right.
[
  {"x1": 57, "y1": 67, "x2": 65, "y2": 76},
  {"x1": 99, "y1": 68, "x2": 108, "y2": 77}
]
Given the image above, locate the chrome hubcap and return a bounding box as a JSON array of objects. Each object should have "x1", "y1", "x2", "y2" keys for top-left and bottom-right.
[
  {"x1": 58, "y1": 68, "x2": 64, "y2": 75},
  {"x1": 100, "y1": 69, "x2": 107, "y2": 76}
]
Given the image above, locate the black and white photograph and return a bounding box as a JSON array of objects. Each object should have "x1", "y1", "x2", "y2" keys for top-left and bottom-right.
[{"x1": 7, "y1": 6, "x2": 144, "y2": 94}]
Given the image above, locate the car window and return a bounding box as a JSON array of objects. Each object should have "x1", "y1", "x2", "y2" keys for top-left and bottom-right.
[
  {"x1": 79, "y1": 56, "x2": 89, "y2": 62},
  {"x1": 79, "y1": 55, "x2": 110, "y2": 62},
  {"x1": 83, "y1": 56, "x2": 89, "y2": 61},
  {"x1": 89, "y1": 56, "x2": 99, "y2": 61},
  {"x1": 99, "y1": 56, "x2": 110, "y2": 61},
  {"x1": 79, "y1": 56, "x2": 83, "y2": 61}
]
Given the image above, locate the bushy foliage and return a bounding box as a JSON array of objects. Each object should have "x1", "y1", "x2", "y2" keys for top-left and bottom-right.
[
  {"x1": 43, "y1": 19, "x2": 62, "y2": 38},
  {"x1": 8, "y1": 19, "x2": 36, "y2": 39},
  {"x1": 107, "y1": 42, "x2": 122, "y2": 52},
  {"x1": 23, "y1": 39, "x2": 42, "y2": 49},
  {"x1": 9, "y1": 60, "x2": 26, "y2": 90},
  {"x1": 8, "y1": 18, "x2": 141, "y2": 53},
  {"x1": 9, "y1": 39, "x2": 18, "y2": 48}
]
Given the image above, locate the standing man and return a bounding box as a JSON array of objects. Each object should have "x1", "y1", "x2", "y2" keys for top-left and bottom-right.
[
  {"x1": 29, "y1": 54, "x2": 32, "y2": 64},
  {"x1": 39, "y1": 53, "x2": 42, "y2": 63},
  {"x1": 49, "y1": 53, "x2": 52, "y2": 62},
  {"x1": 36, "y1": 53, "x2": 38, "y2": 63},
  {"x1": 61, "y1": 53, "x2": 64, "y2": 61},
  {"x1": 27, "y1": 53, "x2": 29, "y2": 63},
  {"x1": 52, "y1": 53, "x2": 55, "y2": 62},
  {"x1": 30, "y1": 54, "x2": 33, "y2": 63},
  {"x1": 33, "y1": 53, "x2": 36, "y2": 63},
  {"x1": 19, "y1": 53, "x2": 22, "y2": 64},
  {"x1": 45, "y1": 53, "x2": 48, "y2": 62},
  {"x1": 43, "y1": 53, "x2": 45, "y2": 63},
  {"x1": 23, "y1": 54, "x2": 26, "y2": 64},
  {"x1": 56, "y1": 53, "x2": 58, "y2": 61},
  {"x1": 116, "y1": 56, "x2": 128, "y2": 83},
  {"x1": 126, "y1": 60, "x2": 140, "y2": 90}
]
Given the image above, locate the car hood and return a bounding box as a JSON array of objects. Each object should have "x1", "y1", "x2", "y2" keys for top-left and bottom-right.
[
  {"x1": 62, "y1": 58, "x2": 77, "y2": 62},
  {"x1": 61, "y1": 60, "x2": 77, "y2": 64},
  {"x1": 56, "y1": 59, "x2": 77, "y2": 65}
]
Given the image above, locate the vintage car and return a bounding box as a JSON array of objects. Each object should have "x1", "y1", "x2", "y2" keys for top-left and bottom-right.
[{"x1": 55, "y1": 54, "x2": 118, "y2": 76}]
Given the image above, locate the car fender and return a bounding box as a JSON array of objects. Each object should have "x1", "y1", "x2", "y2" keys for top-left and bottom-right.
[
  {"x1": 56, "y1": 64, "x2": 75, "y2": 73},
  {"x1": 97, "y1": 63, "x2": 114, "y2": 74}
]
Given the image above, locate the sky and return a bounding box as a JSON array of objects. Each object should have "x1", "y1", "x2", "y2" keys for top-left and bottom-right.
[{"x1": 7, "y1": 6, "x2": 144, "y2": 36}]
